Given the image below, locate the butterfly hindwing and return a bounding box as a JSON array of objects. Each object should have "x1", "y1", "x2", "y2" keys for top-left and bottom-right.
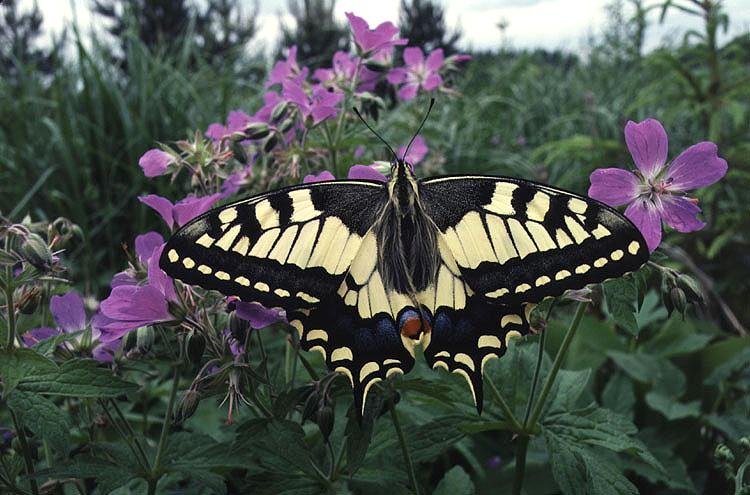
[
  {"x1": 419, "y1": 176, "x2": 649, "y2": 305},
  {"x1": 160, "y1": 181, "x2": 386, "y2": 311}
]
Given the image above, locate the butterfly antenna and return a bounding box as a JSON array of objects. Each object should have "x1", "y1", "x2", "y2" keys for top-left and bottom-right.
[
  {"x1": 353, "y1": 106, "x2": 399, "y2": 163},
  {"x1": 402, "y1": 98, "x2": 435, "y2": 161}
]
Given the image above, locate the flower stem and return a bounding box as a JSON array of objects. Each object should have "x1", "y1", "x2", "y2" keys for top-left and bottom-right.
[
  {"x1": 527, "y1": 302, "x2": 587, "y2": 429},
  {"x1": 109, "y1": 399, "x2": 150, "y2": 469},
  {"x1": 523, "y1": 322, "x2": 548, "y2": 427},
  {"x1": 4, "y1": 267, "x2": 16, "y2": 349},
  {"x1": 149, "y1": 366, "x2": 180, "y2": 494},
  {"x1": 512, "y1": 302, "x2": 587, "y2": 495},
  {"x1": 390, "y1": 403, "x2": 419, "y2": 495},
  {"x1": 10, "y1": 409, "x2": 39, "y2": 495},
  {"x1": 486, "y1": 378, "x2": 523, "y2": 432}
]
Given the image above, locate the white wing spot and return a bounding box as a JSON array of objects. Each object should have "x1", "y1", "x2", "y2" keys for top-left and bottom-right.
[
  {"x1": 235, "y1": 276, "x2": 250, "y2": 286},
  {"x1": 628, "y1": 241, "x2": 640, "y2": 255},
  {"x1": 215, "y1": 271, "x2": 230, "y2": 280},
  {"x1": 167, "y1": 249, "x2": 179, "y2": 262},
  {"x1": 611, "y1": 249, "x2": 624, "y2": 261},
  {"x1": 218, "y1": 207, "x2": 238, "y2": 223},
  {"x1": 254, "y1": 282, "x2": 270, "y2": 292},
  {"x1": 182, "y1": 257, "x2": 195, "y2": 269}
]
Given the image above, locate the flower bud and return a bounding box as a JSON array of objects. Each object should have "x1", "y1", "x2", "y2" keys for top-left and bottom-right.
[
  {"x1": 667, "y1": 287, "x2": 687, "y2": 317},
  {"x1": 243, "y1": 122, "x2": 271, "y2": 140},
  {"x1": 739, "y1": 436, "x2": 750, "y2": 452},
  {"x1": 136, "y1": 326, "x2": 155, "y2": 354},
  {"x1": 18, "y1": 287, "x2": 41, "y2": 315},
  {"x1": 174, "y1": 389, "x2": 201, "y2": 425},
  {"x1": 676, "y1": 274, "x2": 706, "y2": 306},
  {"x1": 316, "y1": 404, "x2": 335, "y2": 441},
  {"x1": 231, "y1": 141, "x2": 248, "y2": 164},
  {"x1": 20, "y1": 232, "x2": 53, "y2": 270},
  {"x1": 187, "y1": 332, "x2": 205, "y2": 365},
  {"x1": 270, "y1": 102, "x2": 289, "y2": 123},
  {"x1": 364, "y1": 60, "x2": 389, "y2": 72},
  {"x1": 715, "y1": 443, "x2": 734, "y2": 463},
  {"x1": 263, "y1": 134, "x2": 279, "y2": 153},
  {"x1": 279, "y1": 118, "x2": 296, "y2": 134}
]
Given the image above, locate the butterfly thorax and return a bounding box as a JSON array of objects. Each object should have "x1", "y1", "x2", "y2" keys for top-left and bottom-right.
[{"x1": 376, "y1": 160, "x2": 440, "y2": 296}]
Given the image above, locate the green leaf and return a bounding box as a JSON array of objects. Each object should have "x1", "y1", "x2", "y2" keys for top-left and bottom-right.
[
  {"x1": 17, "y1": 358, "x2": 138, "y2": 397},
  {"x1": 32, "y1": 330, "x2": 82, "y2": 356},
  {"x1": 603, "y1": 278, "x2": 639, "y2": 335},
  {"x1": 705, "y1": 413, "x2": 750, "y2": 438},
  {"x1": 162, "y1": 432, "x2": 250, "y2": 471},
  {"x1": 642, "y1": 316, "x2": 713, "y2": 357},
  {"x1": 547, "y1": 369, "x2": 591, "y2": 414},
  {"x1": 236, "y1": 419, "x2": 318, "y2": 477},
  {"x1": 7, "y1": 390, "x2": 71, "y2": 455},
  {"x1": 345, "y1": 386, "x2": 388, "y2": 474},
  {"x1": 408, "y1": 415, "x2": 466, "y2": 463},
  {"x1": 434, "y1": 466, "x2": 474, "y2": 495},
  {"x1": 704, "y1": 347, "x2": 750, "y2": 386},
  {"x1": 644, "y1": 392, "x2": 701, "y2": 420},
  {"x1": 0, "y1": 347, "x2": 57, "y2": 395},
  {"x1": 619, "y1": 446, "x2": 697, "y2": 493},
  {"x1": 601, "y1": 372, "x2": 635, "y2": 419},
  {"x1": 607, "y1": 351, "x2": 686, "y2": 396},
  {"x1": 34, "y1": 456, "x2": 136, "y2": 494}
]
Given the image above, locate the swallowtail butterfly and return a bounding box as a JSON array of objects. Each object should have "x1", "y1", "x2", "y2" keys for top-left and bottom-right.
[{"x1": 160, "y1": 124, "x2": 648, "y2": 416}]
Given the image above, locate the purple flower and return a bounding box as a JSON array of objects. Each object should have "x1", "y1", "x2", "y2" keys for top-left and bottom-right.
[
  {"x1": 267, "y1": 46, "x2": 308, "y2": 88},
  {"x1": 205, "y1": 109, "x2": 254, "y2": 142},
  {"x1": 138, "y1": 193, "x2": 222, "y2": 230},
  {"x1": 22, "y1": 291, "x2": 118, "y2": 362},
  {"x1": 348, "y1": 165, "x2": 387, "y2": 182},
  {"x1": 303, "y1": 170, "x2": 336, "y2": 183},
  {"x1": 205, "y1": 123, "x2": 227, "y2": 141},
  {"x1": 95, "y1": 285, "x2": 175, "y2": 342},
  {"x1": 387, "y1": 47, "x2": 444, "y2": 100},
  {"x1": 283, "y1": 81, "x2": 344, "y2": 126},
  {"x1": 135, "y1": 231, "x2": 164, "y2": 263},
  {"x1": 235, "y1": 301, "x2": 286, "y2": 329},
  {"x1": 346, "y1": 13, "x2": 407, "y2": 59},
  {"x1": 138, "y1": 149, "x2": 173, "y2": 178},
  {"x1": 252, "y1": 92, "x2": 284, "y2": 123},
  {"x1": 486, "y1": 455, "x2": 503, "y2": 470},
  {"x1": 397, "y1": 135, "x2": 428, "y2": 164},
  {"x1": 314, "y1": 51, "x2": 378, "y2": 93},
  {"x1": 588, "y1": 118, "x2": 728, "y2": 251}
]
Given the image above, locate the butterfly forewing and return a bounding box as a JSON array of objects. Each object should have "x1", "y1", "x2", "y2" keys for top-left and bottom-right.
[
  {"x1": 160, "y1": 181, "x2": 386, "y2": 310},
  {"x1": 419, "y1": 176, "x2": 649, "y2": 305}
]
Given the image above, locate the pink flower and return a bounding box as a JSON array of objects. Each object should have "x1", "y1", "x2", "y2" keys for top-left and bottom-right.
[
  {"x1": 314, "y1": 51, "x2": 378, "y2": 93},
  {"x1": 387, "y1": 47, "x2": 444, "y2": 100},
  {"x1": 348, "y1": 165, "x2": 387, "y2": 182},
  {"x1": 588, "y1": 118, "x2": 728, "y2": 251},
  {"x1": 95, "y1": 285, "x2": 175, "y2": 342},
  {"x1": 397, "y1": 135, "x2": 428, "y2": 164},
  {"x1": 204, "y1": 109, "x2": 254, "y2": 141},
  {"x1": 138, "y1": 193, "x2": 222, "y2": 230},
  {"x1": 267, "y1": 46, "x2": 308, "y2": 88},
  {"x1": 283, "y1": 81, "x2": 344, "y2": 126},
  {"x1": 138, "y1": 149, "x2": 173, "y2": 178},
  {"x1": 346, "y1": 12, "x2": 407, "y2": 59},
  {"x1": 303, "y1": 170, "x2": 336, "y2": 183}
]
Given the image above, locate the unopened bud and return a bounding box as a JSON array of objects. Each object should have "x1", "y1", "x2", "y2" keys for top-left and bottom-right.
[
  {"x1": 715, "y1": 444, "x2": 734, "y2": 463},
  {"x1": 279, "y1": 118, "x2": 296, "y2": 133},
  {"x1": 364, "y1": 60, "x2": 389, "y2": 72},
  {"x1": 229, "y1": 311, "x2": 249, "y2": 344},
  {"x1": 263, "y1": 134, "x2": 279, "y2": 153},
  {"x1": 243, "y1": 122, "x2": 271, "y2": 140},
  {"x1": 18, "y1": 287, "x2": 41, "y2": 315},
  {"x1": 231, "y1": 141, "x2": 248, "y2": 164},
  {"x1": 20, "y1": 232, "x2": 53, "y2": 270},
  {"x1": 677, "y1": 274, "x2": 705, "y2": 306},
  {"x1": 316, "y1": 404, "x2": 334, "y2": 441},
  {"x1": 136, "y1": 326, "x2": 155, "y2": 354},
  {"x1": 187, "y1": 332, "x2": 206, "y2": 365},
  {"x1": 174, "y1": 389, "x2": 201, "y2": 425},
  {"x1": 270, "y1": 102, "x2": 289, "y2": 123},
  {"x1": 739, "y1": 437, "x2": 750, "y2": 452},
  {"x1": 668, "y1": 287, "x2": 688, "y2": 317}
]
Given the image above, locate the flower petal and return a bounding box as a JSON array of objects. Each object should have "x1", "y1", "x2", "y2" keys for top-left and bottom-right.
[
  {"x1": 235, "y1": 301, "x2": 286, "y2": 329},
  {"x1": 666, "y1": 141, "x2": 728, "y2": 191},
  {"x1": 303, "y1": 171, "x2": 335, "y2": 183},
  {"x1": 138, "y1": 149, "x2": 172, "y2": 178},
  {"x1": 111, "y1": 271, "x2": 137, "y2": 288},
  {"x1": 387, "y1": 67, "x2": 408, "y2": 85},
  {"x1": 173, "y1": 194, "x2": 221, "y2": 227},
  {"x1": 50, "y1": 291, "x2": 86, "y2": 333},
  {"x1": 403, "y1": 46, "x2": 425, "y2": 66},
  {"x1": 425, "y1": 48, "x2": 444, "y2": 71},
  {"x1": 226, "y1": 110, "x2": 252, "y2": 134},
  {"x1": 397, "y1": 136, "x2": 428, "y2": 164},
  {"x1": 422, "y1": 73, "x2": 442, "y2": 91},
  {"x1": 624, "y1": 119, "x2": 668, "y2": 179},
  {"x1": 625, "y1": 198, "x2": 662, "y2": 252},
  {"x1": 587, "y1": 168, "x2": 641, "y2": 207},
  {"x1": 147, "y1": 244, "x2": 177, "y2": 302},
  {"x1": 92, "y1": 339, "x2": 120, "y2": 363},
  {"x1": 134, "y1": 231, "x2": 165, "y2": 264},
  {"x1": 657, "y1": 195, "x2": 705, "y2": 233},
  {"x1": 397, "y1": 83, "x2": 420, "y2": 101},
  {"x1": 205, "y1": 123, "x2": 227, "y2": 141},
  {"x1": 347, "y1": 165, "x2": 388, "y2": 182},
  {"x1": 22, "y1": 327, "x2": 59, "y2": 347},
  {"x1": 138, "y1": 194, "x2": 175, "y2": 230},
  {"x1": 100, "y1": 285, "x2": 172, "y2": 324}
]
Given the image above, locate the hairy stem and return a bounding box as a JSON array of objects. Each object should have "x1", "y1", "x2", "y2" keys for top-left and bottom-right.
[
  {"x1": 149, "y1": 366, "x2": 180, "y2": 494},
  {"x1": 5, "y1": 267, "x2": 16, "y2": 348},
  {"x1": 486, "y1": 378, "x2": 523, "y2": 432},
  {"x1": 10, "y1": 409, "x2": 39, "y2": 495},
  {"x1": 511, "y1": 435, "x2": 530, "y2": 495},
  {"x1": 390, "y1": 403, "x2": 420, "y2": 495}
]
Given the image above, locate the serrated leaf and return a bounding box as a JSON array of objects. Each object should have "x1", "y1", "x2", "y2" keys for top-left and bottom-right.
[
  {"x1": 644, "y1": 392, "x2": 701, "y2": 420},
  {"x1": 642, "y1": 316, "x2": 712, "y2": 357},
  {"x1": 0, "y1": 347, "x2": 58, "y2": 394},
  {"x1": 17, "y1": 358, "x2": 138, "y2": 397},
  {"x1": 705, "y1": 413, "x2": 750, "y2": 438},
  {"x1": 604, "y1": 278, "x2": 639, "y2": 335},
  {"x1": 607, "y1": 351, "x2": 686, "y2": 396},
  {"x1": 7, "y1": 390, "x2": 71, "y2": 455},
  {"x1": 34, "y1": 456, "x2": 136, "y2": 494},
  {"x1": 547, "y1": 369, "x2": 591, "y2": 414},
  {"x1": 163, "y1": 432, "x2": 249, "y2": 471},
  {"x1": 434, "y1": 466, "x2": 474, "y2": 495},
  {"x1": 236, "y1": 419, "x2": 318, "y2": 477}
]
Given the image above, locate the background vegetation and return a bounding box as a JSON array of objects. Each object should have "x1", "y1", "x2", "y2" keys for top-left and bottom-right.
[{"x1": 1, "y1": 0, "x2": 748, "y2": 494}]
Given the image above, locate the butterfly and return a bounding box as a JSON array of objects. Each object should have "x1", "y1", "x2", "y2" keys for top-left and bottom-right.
[{"x1": 160, "y1": 121, "x2": 649, "y2": 416}]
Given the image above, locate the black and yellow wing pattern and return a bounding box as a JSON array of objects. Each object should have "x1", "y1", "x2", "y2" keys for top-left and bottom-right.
[{"x1": 161, "y1": 174, "x2": 649, "y2": 415}]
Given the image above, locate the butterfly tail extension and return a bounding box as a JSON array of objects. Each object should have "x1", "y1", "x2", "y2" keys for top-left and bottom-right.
[
  {"x1": 421, "y1": 298, "x2": 530, "y2": 414},
  {"x1": 288, "y1": 299, "x2": 416, "y2": 419}
]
